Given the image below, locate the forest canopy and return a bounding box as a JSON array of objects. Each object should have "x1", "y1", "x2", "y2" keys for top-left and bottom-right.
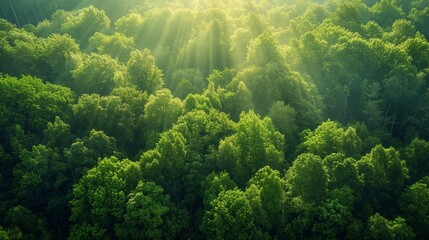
[{"x1": 1, "y1": 0, "x2": 429, "y2": 239}]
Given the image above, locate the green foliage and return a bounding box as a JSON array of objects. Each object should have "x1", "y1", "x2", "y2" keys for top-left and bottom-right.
[
  {"x1": 246, "y1": 32, "x2": 284, "y2": 67},
  {"x1": 3, "y1": 205, "x2": 51, "y2": 239},
  {"x1": 409, "y1": 6, "x2": 429, "y2": 38},
  {"x1": 400, "y1": 177, "x2": 429, "y2": 239},
  {"x1": 140, "y1": 130, "x2": 187, "y2": 202},
  {"x1": 60, "y1": 6, "x2": 111, "y2": 46},
  {"x1": 174, "y1": 109, "x2": 234, "y2": 155},
  {"x1": 13, "y1": 145, "x2": 67, "y2": 208},
  {"x1": 268, "y1": 101, "x2": 299, "y2": 149},
  {"x1": 217, "y1": 111, "x2": 285, "y2": 186},
  {"x1": 0, "y1": 226, "x2": 10, "y2": 240},
  {"x1": 88, "y1": 32, "x2": 135, "y2": 62},
  {"x1": 299, "y1": 120, "x2": 363, "y2": 158},
  {"x1": 312, "y1": 199, "x2": 353, "y2": 239},
  {"x1": 247, "y1": 166, "x2": 286, "y2": 235},
  {"x1": 115, "y1": 13, "x2": 144, "y2": 38},
  {"x1": 357, "y1": 145, "x2": 409, "y2": 216},
  {"x1": 70, "y1": 156, "x2": 179, "y2": 239},
  {"x1": 201, "y1": 189, "x2": 258, "y2": 240},
  {"x1": 43, "y1": 116, "x2": 75, "y2": 151},
  {"x1": 219, "y1": 81, "x2": 254, "y2": 121},
  {"x1": 400, "y1": 35, "x2": 429, "y2": 70},
  {"x1": 370, "y1": 0, "x2": 405, "y2": 27},
  {"x1": 323, "y1": 153, "x2": 361, "y2": 191},
  {"x1": 72, "y1": 53, "x2": 122, "y2": 95},
  {"x1": 170, "y1": 68, "x2": 205, "y2": 99},
  {"x1": 383, "y1": 19, "x2": 417, "y2": 44},
  {"x1": 286, "y1": 153, "x2": 328, "y2": 204},
  {"x1": 1, "y1": 0, "x2": 429, "y2": 239},
  {"x1": 183, "y1": 93, "x2": 214, "y2": 113},
  {"x1": 175, "y1": 9, "x2": 232, "y2": 76},
  {"x1": 366, "y1": 213, "x2": 415, "y2": 240},
  {"x1": 403, "y1": 138, "x2": 429, "y2": 183},
  {"x1": 64, "y1": 129, "x2": 118, "y2": 181},
  {"x1": 0, "y1": 75, "x2": 74, "y2": 136},
  {"x1": 202, "y1": 172, "x2": 237, "y2": 209},
  {"x1": 126, "y1": 49, "x2": 164, "y2": 94},
  {"x1": 41, "y1": 33, "x2": 81, "y2": 83},
  {"x1": 117, "y1": 181, "x2": 177, "y2": 239},
  {"x1": 232, "y1": 63, "x2": 323, "y2": 128},
  {"x1": 72, "y1": 94, "x2": 136, "y2": 148},
  {"x1": 142, "y1": 89, "x2": 183, "y2": 148},
  {"x1": 0, "y1": 27, "x2": 43, "y2": 77}
]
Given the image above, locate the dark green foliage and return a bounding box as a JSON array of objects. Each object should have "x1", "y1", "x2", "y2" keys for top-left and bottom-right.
[
  {"x1": 202, "y1": 172, "x2": 236, "y2": 209},
  {"x1": 286, "y1": 153, "x2": 328, "y2": 204},
  {"x1": 72, "y1": 53, "x2": 122, "y2": 95},
  {"x1": 64, "y1": 129, "x2": 118, "y2": 181},
  {"x1": 2, "y1": 205, "x2": 51, "y2": 239},
  {"x1": 1, "y1": 0, "x2": 429, "y2": 239},
  {"x1": 403, "y1": 139, "x2": 429, "y2": 183},
  {"x1": 69, "y1": 156, "x2": 182, "y2": 239},
  {"x1": 247, "y1": 166, "x2": 286, "y2": 235},
  {"x1": 323, "y1": 153, "x2": 362, "y2": 191},
  {"x1": 312, "y1": 199, "x2": 353, "y2": 239},
  {"x1": 0, "y1": 75, "x2": 74, "y2": 137},
  {"x1": 72, "y1": 94, "x2": 136, "y2": 149},
  {"x1": 400, "y1": 177, "x2": 429, "y2": 239},
  {"x1": 217, "y1": 111, "x2": 285, "y2": 186},
  {"x1": 357, "y1": 145, "x2": 409, "y2": 216},
  {"x1": 232, "y1": 62, "x2": 323, "y2": 129},
  {"x1": 366, "y1": 213, "x2": 415, "y2": 240},
  {"x1": 13, "y1": 145, "x2": 66, "y2": 208},
  {"x1": 268, "y1": 101, "x2": 299, "y2": 151},
  {"x1": 201, "y1": 189, "x2": 258, "y2": 240}
]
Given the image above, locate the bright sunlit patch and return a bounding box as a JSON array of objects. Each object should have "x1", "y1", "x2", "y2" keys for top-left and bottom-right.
[{"x1": 123, "y1": 0, "x2": 243, "y2": 78}]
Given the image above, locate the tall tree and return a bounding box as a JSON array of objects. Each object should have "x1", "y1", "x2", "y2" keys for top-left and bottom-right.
[
  {"x1": 61, "y1": 6, "x2": 111, "y2": 46},
  {"x1": 247, "y1": 166, "x2": 286, "y2": 236},
  {"x1": 299, "y1": 120, "x2": 362, "y2": 159},
  {"x1": 285, "y1": 153, "x2": 327, "y2": 204},
  {"x1": 403, "y1": 138, "x2": 429, "y2": 183},
  {"x1": 0, "y1": 75, "x2": 74, "y2": 137},
  {"x1": 41, "y1": 33, "x2": 81, "y2": 84},
  {"x1": 201, "y1": 189, "x2": 259, "y2": 240},
  {"x1": 72, "y1": 53, "x2": 122, "y2": 95},
  {"x1": 217, "y1": 111, "x2": 285, "y2": 186},
  {"x1": 88, "y1": 32, "x2": 135, "y2": 62},
  {"x1": 400, "y1": 177, "x2": 429, "y2": 240},
  {"x1": 356, "y1": 145, "x2": 409, "y2": 216},
  {"x1": 126, "y1": 49, "x2": 164, "y2": 94},
  {"x1": 142, "y1": 89, "x2": 183, "y2": 148},
  {"x1": 72, "y1": 94, "x2": 135, "y2": 149},
  {"x1": 70, "y1": 156, "x2": 180, "y2": 239},
  {"x1": 366, "y1": 213, "x2": 415, "y2": 240},
  {"x1": 140, "y1": 130, "x2": 188, "y2": 203}
]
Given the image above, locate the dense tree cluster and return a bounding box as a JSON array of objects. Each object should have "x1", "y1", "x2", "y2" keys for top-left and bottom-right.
[{"x1": 1, "y1": 0, "x2": 429, "y2": 239}]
